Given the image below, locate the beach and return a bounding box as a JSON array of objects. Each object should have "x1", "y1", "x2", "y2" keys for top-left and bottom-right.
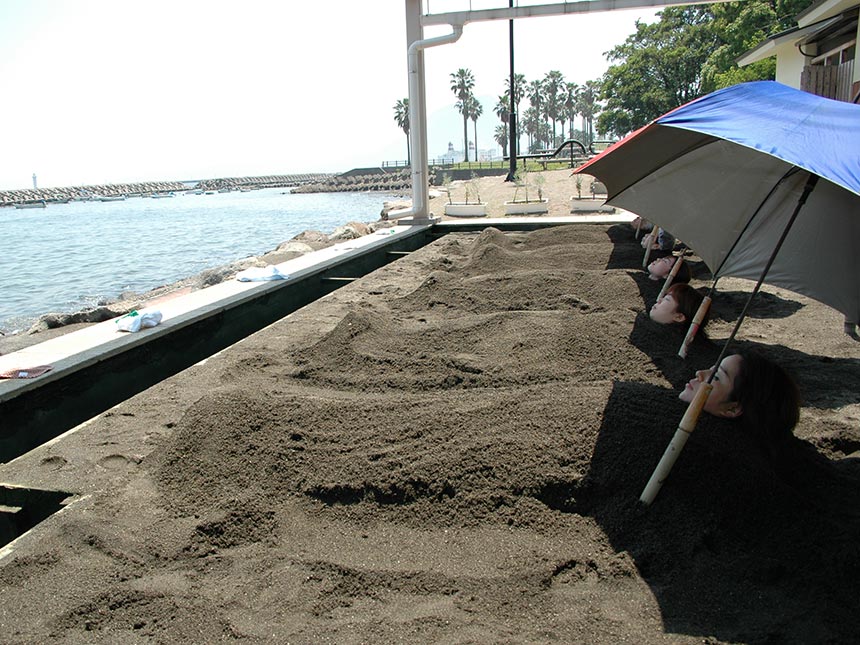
[{"x1": 1, "y1": 171, "x2": 859, "y2": 643}]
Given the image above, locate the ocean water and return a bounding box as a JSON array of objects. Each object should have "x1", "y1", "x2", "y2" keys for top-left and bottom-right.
[{"x1": 0, "y1": 187, "x2": 396, "y2": 333}]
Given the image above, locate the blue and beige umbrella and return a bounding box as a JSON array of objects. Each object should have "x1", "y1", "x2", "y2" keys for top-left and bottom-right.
[{"x1": 575, "y1": 81, "x2": 860, "y2": 504}]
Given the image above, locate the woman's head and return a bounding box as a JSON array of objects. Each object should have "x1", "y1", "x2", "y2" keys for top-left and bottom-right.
[
  {"x1": 650, "y1": 283, "x2": 706, "y2": 328},
  {"x1": 679, "y1": 351, "x2": 800, "y2": 441},
  {"x1": 647, "y1": 256, "x2": 691, "y2": 283}
]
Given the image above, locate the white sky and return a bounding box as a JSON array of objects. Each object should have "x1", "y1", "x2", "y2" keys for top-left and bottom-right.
[{"x1": 0, "y1": 0, "x2": 659, "y2": 189}]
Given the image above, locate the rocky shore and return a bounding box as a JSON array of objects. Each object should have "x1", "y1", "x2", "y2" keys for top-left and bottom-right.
[
  {"x1": 0, "y1": 219, "x2": 391, "y2": 355},
  {"x1": 291, "y1": 169, "x2": 414, "y2": 194}
]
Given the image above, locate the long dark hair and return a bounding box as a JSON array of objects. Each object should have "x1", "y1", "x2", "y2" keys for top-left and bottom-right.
[
  {"x1": 730, "y1": 350, "x2": 800, "y2": 444},
  {"x1": 666, "y1": 283, "x2": 708, "y2": 332}
]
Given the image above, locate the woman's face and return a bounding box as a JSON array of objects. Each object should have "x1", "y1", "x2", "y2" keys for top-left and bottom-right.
[
  {"x1": 648, "y1": 256, "x2": 675, "y2": 280},
  {"x1": 650, "y1": 292, "x2": 685, "y2": 324},
  {"x1": 679, "y1": 354, "x2": 744, "y2": 417}
]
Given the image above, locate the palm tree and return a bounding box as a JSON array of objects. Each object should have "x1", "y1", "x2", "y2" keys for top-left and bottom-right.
[
  {"x1": 504, "y1": 73, "x2": 526, "y2": 110},
  {"x1": 467, "y1": 95, "x2": 483, "y2": 161},
  {"x1": 494, "y1": 124, "x2": 508, "y2": 154},
  {"x1": 505, "y1": 73, "x2": 526, "y2": 151},
  {"x1": 543, "y1": 71, "x2": 564, "y2": 147},
  {"x1": 526, "y1": 79, "x2": 545, "y2": 149},
  {"x1": 450, "y1": 68, "x2": 475, "y2": 162},
  {"x1": 522, "y1": 106, "x2": 539, "y2": 152},
  {"x1": 494, "y1": 94, "x2": 509, "y2": 154},
  {"x1": 577, "y1": 81, "x2": 599, "y2": 145},
  {"x1": 563, "y1": 82, "x2": 579, "y2": 139},
  {"x1": 393, "y1": 98, "x2": 410, "y2": 165}
]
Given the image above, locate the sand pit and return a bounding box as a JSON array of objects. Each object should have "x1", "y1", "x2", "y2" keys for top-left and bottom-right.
[{"x1": 1, "y1": 223, "x2": 859, "y2": 644}]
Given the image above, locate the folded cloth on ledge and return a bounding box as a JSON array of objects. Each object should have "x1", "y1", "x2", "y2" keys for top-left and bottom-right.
[
  {"x1": 236, "y1": 266, "x2": 289, "y2": 282},
  {"x1": 0, "y1": 365, "x2": 52, "y2": 379},
  {"x1": 116, "y1": 309, "x2": 163, "y2": 333}
]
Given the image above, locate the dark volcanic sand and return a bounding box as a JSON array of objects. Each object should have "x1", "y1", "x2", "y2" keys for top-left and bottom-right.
[{"x1": 1, "y1": 223, "x2": 859, "y2": 644}]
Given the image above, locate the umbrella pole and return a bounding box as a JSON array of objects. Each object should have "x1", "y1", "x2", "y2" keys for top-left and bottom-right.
[
  {"x1": 678, "y1": 168, "x2": 809, "y2": 358},
  {"x1": 635, "y1": 217, "x2": 644, "y2": 239},
  {"x1": 678, "y1": 294, "x2": 712, "y2": 358},
  {"x1": 642, "y1": 228, "x2": 659, "y2": 268},
  {"x1": 657, "y1": 254, "x2": 684, "y2": 301},
  {"x1": 640, "y1": 382, "x2": 712, "y2": 504},
  {"x1": 642, "y1": 172, "x2": 819, "y2": 504}
]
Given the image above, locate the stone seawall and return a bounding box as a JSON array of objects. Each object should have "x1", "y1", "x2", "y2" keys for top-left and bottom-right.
[{"x1": 0, "y1": 173, "x2": 334, "y2": 206}]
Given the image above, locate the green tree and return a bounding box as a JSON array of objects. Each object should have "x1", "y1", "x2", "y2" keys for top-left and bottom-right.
[
  {"x1": 450, "y1": 68, "x2": 476, "y2": 162},
  {"x1": 702, "y1": 0, "x2": 814, "y2": 91},
  {"x1": 595, "y1": 1, "x2": 815, "y2": 137},
  {"x1": 393, "y1": 98, "x2": 410, "y2": 165},
  {"x1": 598, "y1": 7, "x2": 722, "y2": 137}
]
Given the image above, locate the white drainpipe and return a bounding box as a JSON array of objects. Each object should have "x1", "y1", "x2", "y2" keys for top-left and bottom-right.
[{"x1": 401, "y1": 24, "x2": 463, "y2": 223}]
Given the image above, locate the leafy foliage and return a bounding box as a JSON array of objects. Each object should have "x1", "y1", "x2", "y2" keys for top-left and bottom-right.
[{"x1": 598, "y1": 1, "x2": 814, "y2": 137}]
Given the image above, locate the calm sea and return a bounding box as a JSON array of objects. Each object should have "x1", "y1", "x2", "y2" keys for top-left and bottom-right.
[{"x1": 0, "y1": 187, "x2": 397, "y2": 333}]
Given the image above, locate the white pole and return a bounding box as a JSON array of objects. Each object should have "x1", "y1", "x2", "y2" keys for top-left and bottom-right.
[
  {"x1": 678, "y1": 296, "x2": 712, "y2": 358},
  {"x1": 640, "y1": 382, "x2": 712, "y2": 505},
  {"x1": 642, "y1": 227, "x2": 658, "y2": 269},
  {"x1": 404, "y1": 1, "x2": 463, "y2": 223},
  {"x1": 657, "y1": 254, "x2": 683, "y2": 301}
]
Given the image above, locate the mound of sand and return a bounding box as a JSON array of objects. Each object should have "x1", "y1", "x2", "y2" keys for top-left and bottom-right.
[{"x1": 1, "y1": 223, "x2": 859, "y2": 644}]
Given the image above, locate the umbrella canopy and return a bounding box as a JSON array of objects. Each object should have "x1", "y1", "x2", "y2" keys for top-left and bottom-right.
[{"x1": 577, "y1": 81, "x2": 860, "y2": 323}]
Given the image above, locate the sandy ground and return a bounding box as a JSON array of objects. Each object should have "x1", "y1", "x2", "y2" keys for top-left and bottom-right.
[
  {"x1": 430, "y1": 167, "x2": 599, "y2": 220},
  {"x1": 1, "y1": 174, "x2": 860, "y2": 644}
]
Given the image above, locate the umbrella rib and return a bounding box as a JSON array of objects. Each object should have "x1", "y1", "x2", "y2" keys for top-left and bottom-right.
[
  {"x1": 707, "y1": 171, "x2": 820, "y2": 385},
  {"x1": 606, "y1": 137, "x2": 715, "y2": 201},
  {"x1": 712, "y1": 166, "x2": 802, "y2": 279}
]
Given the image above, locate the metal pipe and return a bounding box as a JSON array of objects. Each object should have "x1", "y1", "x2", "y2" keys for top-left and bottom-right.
[{"x1": 403, "y1": 23, "x2": 464, "y2": 223}]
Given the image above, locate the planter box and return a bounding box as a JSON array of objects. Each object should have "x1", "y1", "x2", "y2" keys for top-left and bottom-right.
[
  {"x1": 504, "y1": 199, "x2": 548, "y2": 215},
  {"x1": 444, "y1": 202, "x2": 487, "y2": 217},
  {"x1": 570, "y1": 197, "x2": 616, "y2": 214}
]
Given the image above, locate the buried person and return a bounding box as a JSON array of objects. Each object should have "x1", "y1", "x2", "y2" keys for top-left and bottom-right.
[
  {"x1": 680, "y1": 351, "x2": 800, "y2": 444},
  {"x1": 649, "y1": 283, "x2": 708, "y2": 332},
  {"x1": 647, "y1": 254, "x2": 691, "y2": 282}
]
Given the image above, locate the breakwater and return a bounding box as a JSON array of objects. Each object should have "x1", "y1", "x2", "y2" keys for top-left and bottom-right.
[{"x1": 0, "y1": 173, "x2": 334, "y2": 206}]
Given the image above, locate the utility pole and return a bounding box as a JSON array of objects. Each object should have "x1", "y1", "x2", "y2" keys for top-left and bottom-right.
[{"x1": 505, "y1": 0, "x2": 517, "y2": 182}]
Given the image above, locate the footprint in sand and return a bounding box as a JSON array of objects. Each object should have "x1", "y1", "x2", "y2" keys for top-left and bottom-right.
[
  {"x1": 97, "y1": 454, "x2": 138, "y2": 470},
  {"x1": 39, "y1": 455, "x2": 68, "y2": 470}
]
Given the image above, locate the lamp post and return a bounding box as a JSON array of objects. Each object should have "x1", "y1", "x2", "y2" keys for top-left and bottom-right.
[{"x1": 505, "y1": 0, "x2": 517, "y2": 182}]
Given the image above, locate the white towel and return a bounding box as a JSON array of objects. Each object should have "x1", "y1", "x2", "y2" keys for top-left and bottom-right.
[
  {"x1": 116, "y1": 309, "x2": 163, "y2": 333},
  {"x1": 236, "y1": 266, "x2": 289, "y2": 282}
]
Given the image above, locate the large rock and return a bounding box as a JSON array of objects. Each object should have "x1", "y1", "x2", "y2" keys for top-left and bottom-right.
[
  {"x1": 290, "y1": 230, "x2": 331, "y2": 249},
  {"x1": 381, "y1": 200, "x2": 411, "y2": 219},
  {"x1": 328, "y1": 221, "x2": 370, "y2": 242}
]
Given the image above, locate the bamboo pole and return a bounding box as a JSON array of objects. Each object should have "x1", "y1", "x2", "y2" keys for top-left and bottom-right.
[
  {"x1": 657, "y1": 254, "x2": 684, "y2": 301},
  {"x1": 678, "y1": 295, "x2": 712, "y2": 358},
  {"x1": 642, "y1": 228, "x2": 659, "y2": 269},
  {"x1": 640, "y1": 382, "x2": 712, "y2": 505}
]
